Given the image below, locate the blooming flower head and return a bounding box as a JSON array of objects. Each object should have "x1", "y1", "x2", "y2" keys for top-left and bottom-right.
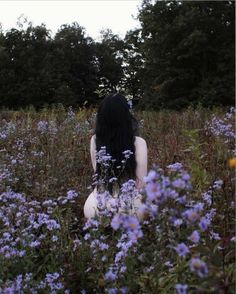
[
  {"x1": 167, "y1": 162, "x2": 183, "y2": 171},
  {"x1": 66, "y1": 190, "x2": 78, "y2": 200},
  {"x1": 175, "y1": 283, "x2": 188, "y2": 294},
  {"x1": 111, "y1": 214, "x2": 121, "y2": 230},
  {"x1": 230, "y1": 236, "x2": 236, "y2": 243},
  {"x1": 193, "y1": 202, "x2": 204, "y2": 212},
  {"x1": 183, "y1": 208, "x2": 200, "y2": 223},
  {"x1": 174, "y1": 219, "x2": 183, "y2": 227},
  {"x1": 144, "y1": 170, "x2": 157, "y2": 182},
  {"x1": 213, "y1": 180, "x2": 223, "y2": 190},
  {"x1": 202, "y1": 192, "x2": 212, "y2": 206},
  {"x1": 228, "y1": 157, "x2": 236, "y2": 169},
  {"x1": 123, "y1": 215, "x2": 140, "y2": 232},
  {"x1": 145, "y1": 181, "x2": 161, "y2": 201},
  {"x1": 199, "y1": 217, "x2": 210, "y2": 232},
  {"x1": 104, "y1": 269, "x2": 117, "y2": 281},
  {"x1": 210, "y1": 231, "x2": 221, "y2": 240},
  {"x1": 175, "y1": 243, "x2": 189, "y2": 257},
  {"x1": 122, "y1": 150, "x2": 133, "y2": 159},
  {"x1": 188, "y1": 230, "x2": 200, "y2": 243},
  {"x1": 37, "y1": 120, "x2": 48, "y2": 133},
  {"x1": 172, "y1": 179, "x2": 186, "y2": 189},
  {"x1": 107, "y1": 288, "x2": 118, "y2": 294},
  {"x1": 189, "y1": 257, "x2": 208, "y2": 278}
]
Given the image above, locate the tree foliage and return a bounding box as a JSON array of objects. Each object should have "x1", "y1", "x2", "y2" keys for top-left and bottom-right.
[
  {"x1": 137, "y1": 0, "x2": 235, "y2": 109},
  {"x1": 0, "y1": 1, "x2": 234, "y2": 110}
]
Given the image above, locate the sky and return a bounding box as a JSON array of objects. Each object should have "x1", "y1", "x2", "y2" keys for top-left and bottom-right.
[{"x1": 0, "y1": 0, "x2": 142, "y2": 40}]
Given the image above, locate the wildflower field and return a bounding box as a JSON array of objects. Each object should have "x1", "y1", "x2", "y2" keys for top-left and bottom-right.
[{"x1": 0, "y1": 105, "x2": 235, "y2": 293}]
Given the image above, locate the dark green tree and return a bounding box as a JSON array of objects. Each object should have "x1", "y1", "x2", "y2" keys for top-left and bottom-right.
[
  {"x1": 122, "y1": 29, "x2": 144, "y2": 102},
  {"x1": 137, "y1": 0, "x2": 235, "y2": 109},
  {"x1": 95, "y1": 29, "x2": 124, "y2": 93},
  {"x1": 0, "y1": 21, "x2": 55, "y2": 109},
  {"x1": 53, "y1": 22, "x2": 99, "y2": 106}
]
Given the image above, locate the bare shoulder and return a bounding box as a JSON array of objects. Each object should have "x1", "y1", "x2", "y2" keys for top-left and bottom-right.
[
  {"x1": 135, "y1": 136, "x2": 147, "y2": 147},
  {"x1": 91, "y1": 134, "x2": 96, "y2": 143}
]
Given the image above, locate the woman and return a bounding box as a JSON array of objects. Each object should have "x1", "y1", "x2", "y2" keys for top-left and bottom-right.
[{"x1": 83, "y1": 93, "x2": 148, "y2": 219}]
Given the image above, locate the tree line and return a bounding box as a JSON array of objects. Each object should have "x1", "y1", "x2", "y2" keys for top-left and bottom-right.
[{"x1": 0, "y1": 0, "x2": 234, "y2": 110}]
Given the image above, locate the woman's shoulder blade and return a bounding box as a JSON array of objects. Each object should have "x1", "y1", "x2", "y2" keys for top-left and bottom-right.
[
  {"x1": 135, "y1": 136, "x2": 147, "y2": 146},
  {"x1": 91, "y1": 134, "x2": 96, "y2": 142}
]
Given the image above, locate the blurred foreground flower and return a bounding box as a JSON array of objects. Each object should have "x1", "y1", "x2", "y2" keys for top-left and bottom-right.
[{"x1": 228, "y1": 157, "x2": 236, "y2": 169}]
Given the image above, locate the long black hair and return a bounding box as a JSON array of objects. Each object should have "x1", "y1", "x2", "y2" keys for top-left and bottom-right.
[{"x1": 95, "y1": 93, "x2": 138, "y2": 194}]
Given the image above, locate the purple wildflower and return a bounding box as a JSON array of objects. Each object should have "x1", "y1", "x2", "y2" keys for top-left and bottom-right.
[
  {"x1": 188, "y1": 231, "x2": 200, "y2": 243},
  {"x1": 144, "y1": 170, "x2": 157, "y2": 182},
  {"x1": 174, "y1": 219, "x2": 183, "y2": 227},
  {"x1": 175, "y1": 284, "x2": 188, "y2": 294},
  {"x1": 199, "y1": 217, "x2": 210, "y2": 231},
  {"x1": 183, "y1": 208, "x2": 200, "y2": 223},
  {"x1": 189, "y1": 257, "x2": 208, "y2": 278},
  {"x1": 175, "y1": 243, "x2": 189, "y2": 257},
  {"x1": 167, "y1": 162, "x2": 183, "y2": 171},
  {"x1": 111, "y1": 214, "x2": 121, "y2": 230},
  {"x1": 104, "y1": 269, "x2": 117, "y2": 281},
  {"x1": 172, "y1": 179, "x2": 186, "y2": 189}
]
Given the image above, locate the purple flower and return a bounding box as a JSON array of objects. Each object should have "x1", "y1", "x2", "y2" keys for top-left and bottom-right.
[
  {"x1": 172, "y1": 179, "x2": 186, "y2": 189},
  {"x1": 73, "y1": 239, "x2": 82, "y2": 251},
  {"x1": 107, "y1": 288, "x2": 118, "y2": 294},
  {"x1": 199, "y1": 217, "x2": 210, "y2": 231},
  {"x1": 99, "y1": 242, "x2": 109, "y2": 251},
  {"x1": 104, "y1": 269, "x2": 117, "y2": 281},
  {"x1": 189, "y1": 257, "x2": 208, "y2": 278},
  {"x1": 123, "y1": 215, "x2": 140, "y2": 231},
  {"x1": 144, "y1": 170, "x2": 157, "y2": 182},
  {"x1": 120, "y1": 287, "x2": 128, "y2": 294},
  {"x1": 188, "y1": 231, "x2": 200, "y2": 243},
  {"x1": 202, "y1": 192, "x2": 212, "y2": 206},
  {"x1": 46, "y1": 219, "x2": 60, "y2": 231},
  {"x1": 145, "y1": 182, "x2": 161, "y2": 201},
  {"x1": 167, "y1": 162, "x2": 183, "y2": 171},
  {"x1": 175, "y1": 284, "x2": 188, "y2": 294},
  {"x1": 175, "y1": 243, "x2": 189, "y2": 257},
  {"x1": 183, "y1": 209, "x2": 200, "y2": 223},
  {"x1": 29, "y1": 240, "x2": 41, "y2": 248},
  {"x1": 111, "y1": 214, "x2": 121, "y2": 230},
  {"x1": 115, "y1": 251, "x2": 125, "y2": 263},
  {"x1": 210, "y1": 231, "x2": 221, "y2": 240},
  {"x1": 37, "y1": 120, "x2": 48, "y2": 133},
  {"x1": 122, "y1": 150, "x2": 133, "y2": 159},
  {"x1": 205, "y1": 111, "x2": 236, "y2": 141},
  {"x1": 213, "y1": 179, "x2": 223, "y2": 190},
  {"x1": 193, "y1": 202, "x2": 204, "y2": 212},
  {"x1": 66, "y1": 190, "x2": 78, "y2": 200},
  {"x1": 96, "y1": 147, "x2": 112, "y2": 166},
  {"x1": 164, "y1": 261, "x2": 173, "y2": 268},
  {"x1": 174, "y1": 219, "x2": 183, "y2": 227},
  {"x1": 182, "y1": 173, "x2": 190, "y2": 181},
  {"x1": 230, "y1": 236, "x2": 236, "y2": 243}
]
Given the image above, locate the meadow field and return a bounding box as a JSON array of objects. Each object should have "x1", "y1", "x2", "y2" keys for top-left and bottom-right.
[{"x1": 0, "y1": 105, "x2": 235, "y2": 293}]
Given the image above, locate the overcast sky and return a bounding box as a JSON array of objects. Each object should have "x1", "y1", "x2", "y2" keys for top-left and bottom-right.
[{"x1": 0, "y1": 0, "x2": 142, "y2": 40}]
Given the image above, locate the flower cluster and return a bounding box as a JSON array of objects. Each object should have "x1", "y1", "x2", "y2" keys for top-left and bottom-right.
[
  {"x1": 205, "y1": 107, "x2": 235, "y2": 145},
  {"x1": 0, "y1": 187, "x2": 79, "y2": 260},
  {"x1": 0, "y1": 108, "x2": 234, "y2": 293},
  {"x1": 0, "y1": 120, "x2": 17, "y2": 140},
  {"x1": 0, "y1": 271, "x2": 68, "y2": 293},
  {"x1": 37, "y1": 120, "x2": 58, "y2": 135}
]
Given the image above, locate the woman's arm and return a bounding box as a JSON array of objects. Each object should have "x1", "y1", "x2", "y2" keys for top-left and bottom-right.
[
  {"x1": 90, "y1": 135, "x2": 96, "y2": 172},
  {"x1": 135, "y1": 137, "x2": 148, "y2": 190}
]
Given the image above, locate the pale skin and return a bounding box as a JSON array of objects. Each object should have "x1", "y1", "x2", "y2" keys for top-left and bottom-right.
[{"x1": 83, "y1": 135, "x2": 148, "y2": 219}]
